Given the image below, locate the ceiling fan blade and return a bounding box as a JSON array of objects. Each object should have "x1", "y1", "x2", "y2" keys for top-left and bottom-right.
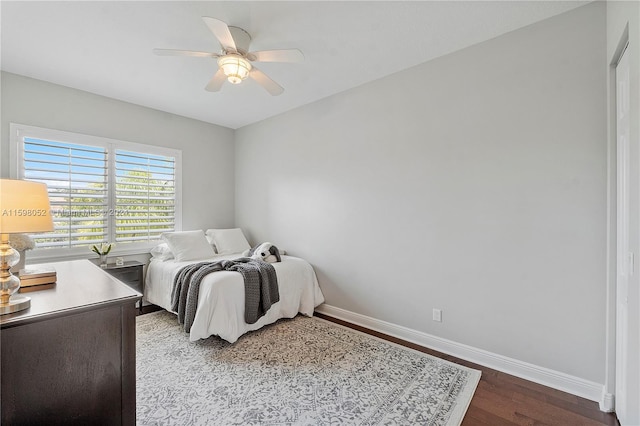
[
  {"x1": 249, "y1": 67, "x2": 284, "y2": 96},
  {"x1": 248, "y1": 49, "x2": 304, "y2": 63},
  {"x1": 202, "y1": 17, "x2": 236, "y2": 52},
  {"x1": 205, "y1": 68, "x2": 227, "y2": 92},
  {"x1": 153, "y1": 48, "x2": 219, "y2": 58}
]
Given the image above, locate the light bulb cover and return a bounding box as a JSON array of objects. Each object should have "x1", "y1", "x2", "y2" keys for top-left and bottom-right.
[{"x1": 217, "y1": 54, "x2": 252, "y2": 84}]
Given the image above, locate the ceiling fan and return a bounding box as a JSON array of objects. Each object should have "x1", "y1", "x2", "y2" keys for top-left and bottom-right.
[{"x1": 154, "y1": 17, "x2": 304, "y2": 96}]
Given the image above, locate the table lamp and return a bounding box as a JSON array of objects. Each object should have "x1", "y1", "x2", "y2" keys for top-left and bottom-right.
[{"x1": 0, "y1": 179, "x2": 54, "y2": 315}]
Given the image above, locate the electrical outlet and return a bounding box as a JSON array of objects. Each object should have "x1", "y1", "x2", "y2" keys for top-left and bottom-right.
[{"x1": 432, "y1": 308, "x2": 442, "y2": 322}]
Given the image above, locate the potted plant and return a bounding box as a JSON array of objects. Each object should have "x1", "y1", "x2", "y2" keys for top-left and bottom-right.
[{"x1": 92, "y1": 243, "x2": 113, "y2": 268}]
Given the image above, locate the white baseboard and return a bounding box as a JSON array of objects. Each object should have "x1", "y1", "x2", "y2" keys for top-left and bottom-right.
[{"x1": 315, "y1": 303, "x2": 606, "y2": 408}]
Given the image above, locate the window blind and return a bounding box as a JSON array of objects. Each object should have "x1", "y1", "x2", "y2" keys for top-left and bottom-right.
[
  {"x1": 114, "y1": 149, "x2": 176, "y2": 243},
  {"x1": 23, "y1": 137, "x2": 108, "y2": 249}
]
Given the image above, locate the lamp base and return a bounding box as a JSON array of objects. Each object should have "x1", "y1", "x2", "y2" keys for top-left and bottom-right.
[{"x1": 0, "y1": 295, "x2": 31, "y2": 315}]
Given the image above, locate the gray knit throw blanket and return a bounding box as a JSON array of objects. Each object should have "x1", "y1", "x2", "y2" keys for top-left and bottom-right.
[{"x1": 171, "y1": 258, "x2": 280, "y2": 333}]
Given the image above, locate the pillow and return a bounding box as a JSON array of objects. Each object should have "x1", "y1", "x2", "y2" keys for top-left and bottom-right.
[
  {"x1": 150, "y1": 243, "x2": 174, "y2": 261},
  {"x1": 205, "y1": 228, "x2": 250, "y2": 255},
  {"x1": 161, "y1": 230, "x2": 216, "y2": 262}
]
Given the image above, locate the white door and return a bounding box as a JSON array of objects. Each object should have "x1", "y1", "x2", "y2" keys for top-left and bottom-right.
[{"x1": 616, "y1": 41, "x2": 632, "y2": 424}]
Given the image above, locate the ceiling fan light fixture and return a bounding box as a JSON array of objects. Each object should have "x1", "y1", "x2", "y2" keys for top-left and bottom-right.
[
  {"x1": 156, "y1": 18, "x2": 296, "y2": 95},
  {"x1": 218, "y1": 55, "x2": 252, "y2": 84}
]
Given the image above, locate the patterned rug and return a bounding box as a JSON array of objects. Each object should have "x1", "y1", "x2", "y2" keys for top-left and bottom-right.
[{"x1": 136, "y1": 311, "x2": 481, "y2": 425}]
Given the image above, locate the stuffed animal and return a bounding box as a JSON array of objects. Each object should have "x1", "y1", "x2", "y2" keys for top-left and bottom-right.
[{"x1": 245, "y1": 242, "x2": 281, "y2": 263}]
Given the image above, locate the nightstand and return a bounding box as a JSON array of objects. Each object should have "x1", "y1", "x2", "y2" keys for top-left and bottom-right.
[{"x1": 98, "y1": 261, "x2": 144, "y2": 313}]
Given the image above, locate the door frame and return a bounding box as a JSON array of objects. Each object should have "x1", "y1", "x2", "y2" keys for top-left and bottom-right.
[
  {"x1": 615, "y1": 39, "x2": 631, "y2": 421},
  {"x1": 605, "y1": 26, "x2": 632, "y2": 415}
]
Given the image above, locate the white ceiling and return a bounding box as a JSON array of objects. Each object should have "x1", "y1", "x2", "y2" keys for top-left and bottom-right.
[{"x1": 1, "y1": 1, "x2": 588, "y2": 129}]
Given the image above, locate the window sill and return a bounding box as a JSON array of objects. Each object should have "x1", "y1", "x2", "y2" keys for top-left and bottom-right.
[{"x1": 25, "y1": 245, "x2": 155, "y2": 265}]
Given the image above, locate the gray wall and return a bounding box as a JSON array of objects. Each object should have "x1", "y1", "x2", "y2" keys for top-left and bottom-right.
[
  {"x1": 0, "y1": 72, "x2": 236, "y2": 231},
  {"x1": 235, "y1": 2, "x2": 607, "y2": 384}
]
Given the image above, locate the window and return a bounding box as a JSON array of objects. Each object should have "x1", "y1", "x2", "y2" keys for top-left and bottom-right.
[
  {"x1": 114, "y1": 150, "x2": 177, "y2": 244},
  {"x1": 10, "y1": 123, "x2": 182, "y2": 259}
]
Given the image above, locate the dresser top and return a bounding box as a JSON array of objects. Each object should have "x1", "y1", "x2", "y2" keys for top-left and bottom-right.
[{"x1": 1, "y1": 259, "x2": 141, "y2": 328}]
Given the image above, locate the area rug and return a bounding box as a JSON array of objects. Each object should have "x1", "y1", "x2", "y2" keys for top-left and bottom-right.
[{"x1": 136, "y1": 311, "x2": 481, "y2": 425}]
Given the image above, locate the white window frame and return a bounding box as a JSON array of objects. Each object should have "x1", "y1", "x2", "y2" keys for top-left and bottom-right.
[{"x1": 10, "y1": 123, "x2": 182, "y2": 262}]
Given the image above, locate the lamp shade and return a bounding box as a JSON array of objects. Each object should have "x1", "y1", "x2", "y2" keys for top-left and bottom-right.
[{"x1": 0, "y1": 179, "x2": 54, "y2": 234}]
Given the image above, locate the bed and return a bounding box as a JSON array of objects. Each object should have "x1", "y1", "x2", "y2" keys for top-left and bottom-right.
[{"x1": 144, "y1": 231, "x2": 325, "y2": 343}]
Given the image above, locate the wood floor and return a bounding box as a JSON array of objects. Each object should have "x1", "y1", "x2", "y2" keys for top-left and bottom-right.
[
  {"x1": 315, "y1": 313, "x2": 620, "y2": 426},
  {"x1": 138, "y1": 306, "x2": 619, "y2": 425}
]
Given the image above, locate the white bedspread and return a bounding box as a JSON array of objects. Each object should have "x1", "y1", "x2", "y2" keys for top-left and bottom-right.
[{"x1": 145, "y1": 254, "x2": 325, "y2": 343}]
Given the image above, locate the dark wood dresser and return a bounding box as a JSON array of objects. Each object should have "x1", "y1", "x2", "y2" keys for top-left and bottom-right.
[{"x1": 0, "y1": 259, "x2": 142, "y2": 425}]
